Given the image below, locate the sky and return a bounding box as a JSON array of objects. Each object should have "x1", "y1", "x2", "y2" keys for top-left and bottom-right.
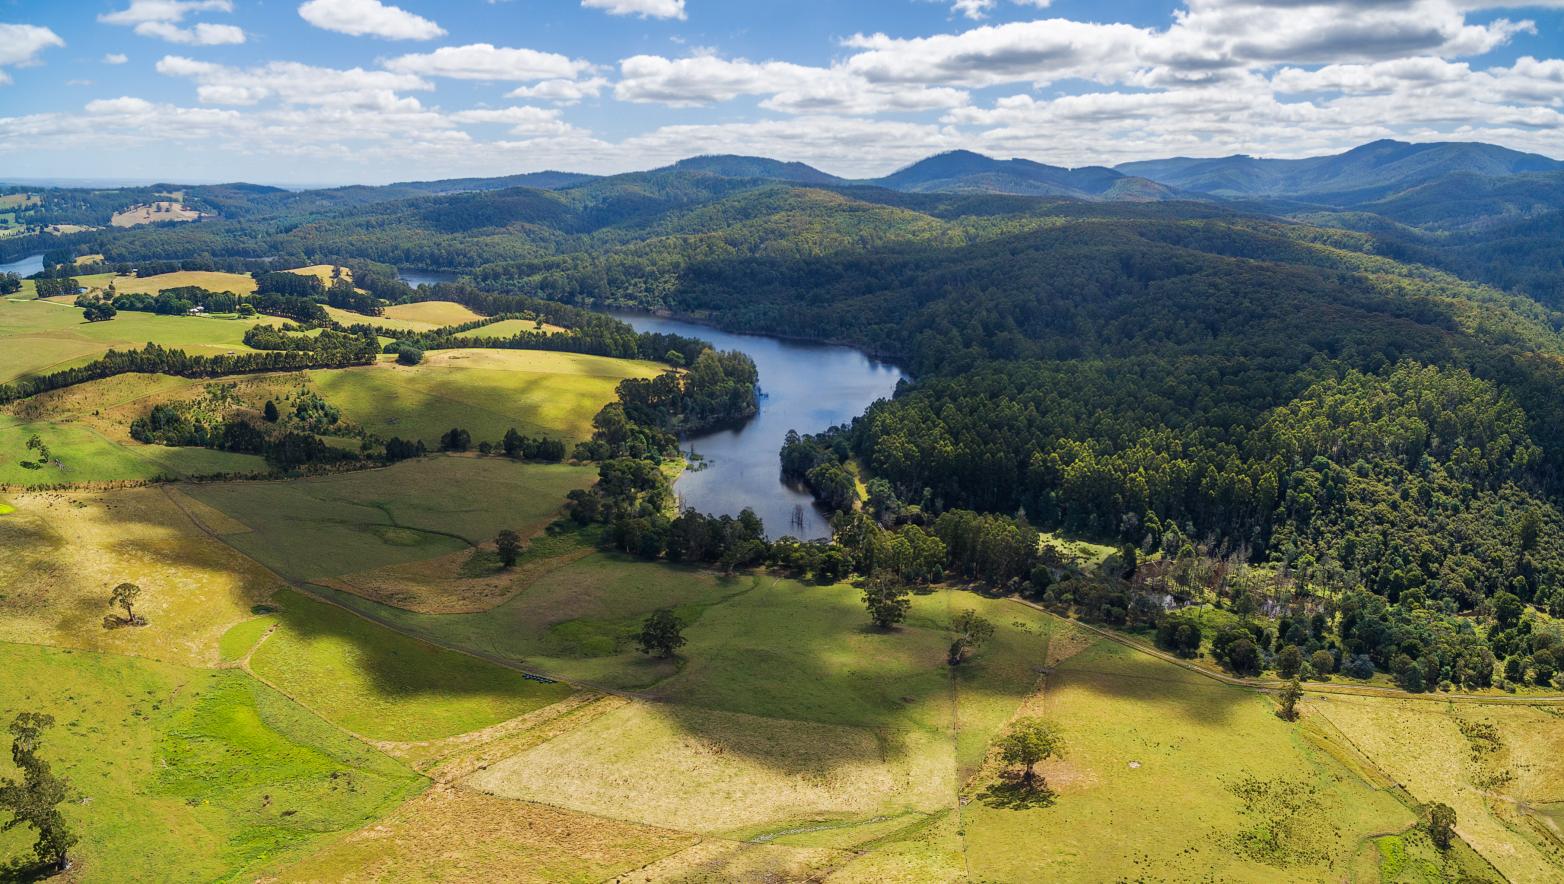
[{"x1": 0, "y1": 0, "x2": 1561, "y2": 185}]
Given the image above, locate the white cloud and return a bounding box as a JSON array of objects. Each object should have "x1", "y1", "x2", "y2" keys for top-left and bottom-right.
[
  {"x1": 134, "y1": 21, "x2": 246, "y2": 45},
  {"x1": 385, "y1": 43, "x2": 589, "y2": 81},
  {"x1": 507, "y1": 77, "x2": 610, "y2": 104},
  {"x1": 157, "y1": 55, "x2": 432, "y2": 110},
  {"x1": 0, "y1": 24, "x2": 65, "y2": 85},
  {"x1": 449, "y1": 105, "x2": 582, "y2": 136},
  {"x1": 581, "y1": 0, "x2": 686, "y2": 20},
  {"x1": 100, "y1": 0, "x2": 245, "y2": 44},
  {"x1": 297, "y1": 0, "x2": 445, "y2": 41},
  {"x1": 104, "y1": 53, "x2": 130, "y2": 65},
  {"x1": 99, "y1": 1, "x2": 232, "y2": 26},
  {"x1": 615, "y1": 54, "x2": 969, "y2": 114}
]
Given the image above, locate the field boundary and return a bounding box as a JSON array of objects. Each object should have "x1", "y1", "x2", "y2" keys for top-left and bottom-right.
[{"x1": 1010, "y1": 597, "x2": 1564, "y2": 707}]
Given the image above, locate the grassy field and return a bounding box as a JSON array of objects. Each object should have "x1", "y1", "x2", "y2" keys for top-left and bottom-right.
[
  {"x1": 0, "y1": 487, "x2": 283, "y2": 666},
  {"x1": 959, "y1": 635, "x2": 1414, "y2": 881},
  {"x1": 184, "y1": 457, "x2": 596, "y2": 583},
  {"x1": 248, "y1": 590, "x2": 576, "y2": 742},
  {"x1": 1312, "y1": 694, "x2": 1564, "y2": 882},
  {"x1": 383, "y1": 301, "x2": 485, "y2": 326},
  {"x1": 110, "y1": 201, "x2": 202, "y2": 227},
  {"x1": 112, "y1": 270, "x2": 257, "y2": 296},
  {"x1": 454, "y1": 318, "x2": 567, "y2": 338},
  {"x1": 272, "y1": 785, "x2": 695, "y2": 882},
  {"x1": 0, "y1": 642, "x2": 422, "y2": 883},
  {"x1": 0, "y1": 295, "x2": 272, "y2": 384},
  {"x1": 307, "y1": 349, "x2": 663, "y2": 444}
]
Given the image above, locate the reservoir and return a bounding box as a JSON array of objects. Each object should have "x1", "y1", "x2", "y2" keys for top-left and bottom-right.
[
  {"x1": 608, "y1": 311, "x2": 903, "y2": 540},
  {"x1": 0, "y1": 254, "x2": 44, "y2": 278}
]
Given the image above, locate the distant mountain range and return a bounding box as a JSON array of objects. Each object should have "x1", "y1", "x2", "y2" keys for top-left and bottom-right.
[
  {"x1": 371, "y1": 139, "x2": 1561, "y2": 211},
  {"x1": 1116, "y1": 139, "x2": 1564, "y2": 205}
]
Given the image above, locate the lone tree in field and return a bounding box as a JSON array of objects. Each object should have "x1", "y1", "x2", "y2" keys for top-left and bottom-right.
[
  {"x1": 1428, "y1": 802, "x2": 1457, "y2": 851},
  {"x1": 109, "y1": 582, "x2": 145, "y2": 626},
  {"x1": 1277, "y1": 676, "x2": 1303, "y2": 721},
  {"x1": 948, "y1": 609, "x2": 996, "y2": 666},
  {"x1": 998, "y1": 717, "x2": 1061, "y2": 790},
  {"x1": 0, "y1": 712, "x2": 78, "y2": 873},
  {"x1": 262, "y1": 400, "x2": 280, "y2": 422},
  {"x1": 636, "y1": 609, "x2": 686, "y2": 659},
  {"x1": 495, "y1": 530, "x2": 523, "y2": 568},
  {"x1": 862, "y1": 575, "x2": 911, "y2": 629}
]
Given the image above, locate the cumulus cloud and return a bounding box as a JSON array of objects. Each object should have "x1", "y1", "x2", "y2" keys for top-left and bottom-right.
[
  {"x1": 581, "y1": 0, "x2": 686, "y2": 20},
  {"x1": 297, "y1": 0, "x2": 445, "y2": 41},
  {"x1": 449, "y1": 105, "x2": 583, "y2": 136},
  {"x1": 0, "y1": 23, "x2": 65, "y2": 85},
  {"x1": 157, "y1": 55, "x2": 432, "y2": 110},
  {"x1": 98, "y1": 1, "x2": 232, "y2": 25},
  {"x1": 508, "y1": 77, "x2": 610, "y2": 104},
  {"x1": 385, "y1": 43, "x2": 590, "y2": 81},
  {"x1": 615, "y1": 54, "x2": 969, "y2": 114},
  {"x1": 134, "y1": 21, "x2": 246, "y2": 45},
  {"x1": 100, "y1": 0, "x2": 246, "y2": 44},
  {"x1": 104, "y1": 53, "x2": 130, "y2": 65}
]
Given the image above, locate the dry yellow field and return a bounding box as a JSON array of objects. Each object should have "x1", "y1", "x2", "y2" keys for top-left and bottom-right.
[
  {"x1": 383, "y1": 300, "x2": 486, "y2": 326},
  {"x1": 288, "y1": 264, "x2": 353, "y2": 285},
  {"x1": 462, "y1": 699, "x2": 954, "y2": 836},
  {"x1": 0, "y1": 486, "x2": 283, "y2": 666},
  {"x1": 273, "y1": 785, "x2": 696, "y2": 883},
  {"x1": 112, "y1": 270, "x2": 258, "y2": 296},
  {"x1": 1312, "y1": 695, "x2": 1564, "y2": 882},
  {"x1": 111, "y1": 201, "x2": 203, "y2": 227}
]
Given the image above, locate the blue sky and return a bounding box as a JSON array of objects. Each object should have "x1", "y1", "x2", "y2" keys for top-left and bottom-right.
[{"x1": 0, "y1": 0, "x2": 1561, "y2": 185}]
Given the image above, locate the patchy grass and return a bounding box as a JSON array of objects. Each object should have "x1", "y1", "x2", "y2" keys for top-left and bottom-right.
[
  {"x1": 316, "y1": 554, "x2": 770, "y2": 691},
  {"x1": 307, "y1": 349, "x2": 664, "y2": 444},
  {"x1": 271, "y1": 784, "x2": 695, "y2": 883},
  {"x1": 248, "y1": 589, "x2": 575, "y2": 742},
  {"x1": 0, "y1": 488, "x2": 283, "y2": 667},
  {"x1": 110, "y1": 201, "x2": 203, "y2": 227},
  {"x1": 960, "y1": 637, "x2": 1414, "y2": 882},
  {"x1": 1312, "y1": 695, "x2": 1564, "y2": 882},
  {"x1": 185, "y1": 457, "x2": 595, "y2": 583},
  {"x1": 463, "y1": 700, "x2": 953, "y2": 836},
  {"x1": 0, "y1": 642, "x2": 420, "y2": 883}
]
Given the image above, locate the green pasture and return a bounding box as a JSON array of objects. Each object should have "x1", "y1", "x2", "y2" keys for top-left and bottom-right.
[
  {"x1": 183, "y1": 457, "x2": 595, "y2": 582},
  {"x1": 0, "y1": 413, "x2": 267, "y2": 486},
  {"x1": 307, "y1": 349, "x2": 663, "y2": 444},
  {"x1": 0, "y1": 642, "x2": 421, "y2": 883},
  {"x1": 960, "y1": 637, "x2": 1413, "y2": 882},
  {"x1": 247, "y1": 590, "x2": 575, "y2": 742},
  {"x1": 0, "y1": 295, "x2": 272, "y2": 384}
]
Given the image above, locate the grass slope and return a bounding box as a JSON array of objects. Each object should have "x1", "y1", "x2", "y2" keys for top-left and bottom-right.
[
  {"x1": 307, "y1": 349, "x2": 663, "y2": 444},
  {"x1": 0, "y1": 642, "x2": 421, "y2": 882},
  {"x1": 184, "y1": 457, "x2": 595, "y2": 582},
  {"x1": 248, "y1": 589, "x2": 575, "y2": 742},
  {"x1": 0, "y1": 488, "x2": 282, "y2": 666}
]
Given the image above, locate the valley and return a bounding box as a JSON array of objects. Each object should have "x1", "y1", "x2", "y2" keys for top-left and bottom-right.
[{"x1": 2, "y1": 132, "x2": 1564, "y2": 883}]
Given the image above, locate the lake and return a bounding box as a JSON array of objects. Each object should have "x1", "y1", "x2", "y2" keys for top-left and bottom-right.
[
  {"x1": 608, "y1": 311, "x2": 903, "y2": 540},
  {"x1": 398, "y1": 268, "x2": 461, "y2": 288},
  {"x1": 0, "y1": 254, "x2": 44, "y2": 278}
]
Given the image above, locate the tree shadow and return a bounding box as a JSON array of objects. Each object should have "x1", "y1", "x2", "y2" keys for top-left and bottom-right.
[{"x1": 976, "y1": 772, "x2": 1058, "y2": 811}]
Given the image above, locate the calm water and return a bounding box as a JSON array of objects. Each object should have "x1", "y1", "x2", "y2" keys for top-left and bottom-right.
[
  {"x1": 398, "y1": 268, "x2": 460, "y2": 288},
  {"x1": 608, "y1": 311, "x2": 903, "y2": 540},
  {"x1": 0, "y1": 254, "x2": 43, "y2": 278}
]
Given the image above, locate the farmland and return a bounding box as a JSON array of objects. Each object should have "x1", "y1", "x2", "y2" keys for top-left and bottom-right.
[{"x1": 306, "y1": 349, "x2": 664, "y2": 443}]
